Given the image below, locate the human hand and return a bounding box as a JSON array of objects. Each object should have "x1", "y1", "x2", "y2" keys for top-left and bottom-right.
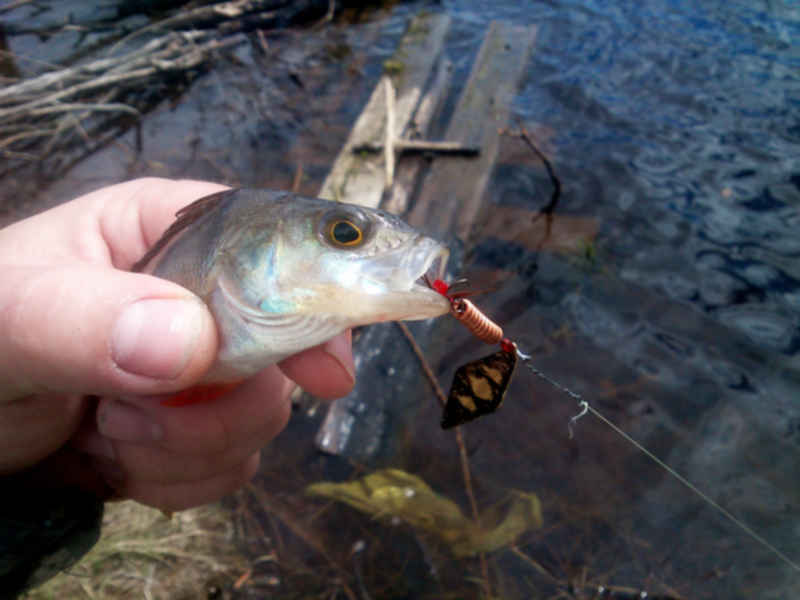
[{"x1": 0, "y1": 178, "x2": 355, "y2": 511}]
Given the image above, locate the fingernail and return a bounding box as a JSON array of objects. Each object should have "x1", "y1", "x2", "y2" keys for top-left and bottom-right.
[
  {"x1": 323, "y1": 330, "x2": 355, "y2": 385},
  {"x1": 112, "y1": 298, "x2": 205, "y2": 379},
  {"x1": 98, "y1": 398, "x2": 164, "y2": 442}
]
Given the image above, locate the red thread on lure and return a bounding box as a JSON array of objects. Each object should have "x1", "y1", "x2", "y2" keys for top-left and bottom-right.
[
  {"x1": 432, "y1": 278, "x2": 450, "y2": 296},
  {"x1": 500, "y1": 337, "x2": 516, "y2": 354}
]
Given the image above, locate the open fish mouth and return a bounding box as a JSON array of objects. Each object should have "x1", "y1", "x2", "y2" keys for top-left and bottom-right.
[
  {"x1": 412, "y1": 245, "x2": 449, "y2": 293},
  {"x1": 357, "y1": 239, "x2": 450, "y2": 321}
]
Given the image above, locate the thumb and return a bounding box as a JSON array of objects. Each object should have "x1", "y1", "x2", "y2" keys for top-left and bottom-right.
[{"x1": 0, "y1": 265, "x2": 218, "y2": 399}]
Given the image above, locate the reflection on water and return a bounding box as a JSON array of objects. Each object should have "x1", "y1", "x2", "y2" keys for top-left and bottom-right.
[
  {"x1": 3, "y1": 0, "x2": 799, "y2": 598},
  {"x1": 462, "y1": 1, "x2": 799, "y2": 597}
]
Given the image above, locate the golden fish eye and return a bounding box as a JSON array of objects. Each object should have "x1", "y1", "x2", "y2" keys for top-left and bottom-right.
[{"x1": 329, "y1": 219, "x2": 363, "y2": 246}]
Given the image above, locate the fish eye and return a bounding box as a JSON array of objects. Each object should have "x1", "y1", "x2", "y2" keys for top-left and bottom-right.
[
  {"x1": 329, "y1": 219, "x2": 363, "y2": 246},
  {"x1": 319, "y1": 207, "x2": 373, "y2": 249}
]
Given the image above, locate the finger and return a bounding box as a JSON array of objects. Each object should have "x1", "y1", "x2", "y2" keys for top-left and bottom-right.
[
  {"x1": 72, "y1": 366, "x2": 291, "y2": 486},
  {"x1": 0, "y1": 178, "x2": 226, "y2": 270},
  {"x1": 75, "y1": 423, "x2": 265, "y2": 485},
  {"x1": 95, "y1": 178, "x2": 229, "y2": 269},
  {"x1": 279, "y1": 330, "x2": 355, "y2": 399},
  {"x1": 90, "y1": 366, "x2": 292, "y2": 458},
  {"x1": 0, "y1": 265, "x2": 217, "y2": 399},
  {"x1": 0, "y1": 393, "x2": 87, "y2": 474},
  {"x1": 119, "y1": 452, "x2": 260, "y2": 513}
]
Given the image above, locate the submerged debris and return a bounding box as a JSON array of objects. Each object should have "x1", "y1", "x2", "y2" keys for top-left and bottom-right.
[{"x1": 306, "y1": 468, "x2": 543, "y2": 557}]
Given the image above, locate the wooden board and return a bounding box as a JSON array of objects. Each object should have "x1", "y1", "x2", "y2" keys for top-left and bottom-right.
[
  {"x1": 317, "y1": 13, "x2": 450, "y2": 207},
  {"x1": 315, "y1": 20, "x2": 539, "y2": 461},
  {"x1": 408, "y1": 21, "x2": 538, "y2": 239}
]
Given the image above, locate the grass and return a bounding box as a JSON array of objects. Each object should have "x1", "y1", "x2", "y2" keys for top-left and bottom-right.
[{"x1": 23, "y1": 499, "x2": 248, "y2": 600}]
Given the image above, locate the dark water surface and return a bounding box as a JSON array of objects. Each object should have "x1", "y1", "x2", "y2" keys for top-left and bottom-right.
[{"x1": 4, "y1": 1, "x2": 799, "y2": 598}]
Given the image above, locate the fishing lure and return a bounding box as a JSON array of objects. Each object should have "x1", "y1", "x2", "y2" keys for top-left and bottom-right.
[
  {"x1": 427, "y1": 277, "x2": 521, "y2": 429},
  {"x1": 433, "y1": 277, "x2": 800, "y2": 577}
]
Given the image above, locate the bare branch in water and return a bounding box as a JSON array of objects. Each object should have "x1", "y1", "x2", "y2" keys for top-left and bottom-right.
[{"x1": 0, "y1": 0, "x2": 337, "y2": 183}]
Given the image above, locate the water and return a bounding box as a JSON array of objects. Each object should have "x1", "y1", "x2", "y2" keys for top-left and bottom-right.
[
  {"x1": 3, "y1": 1, "x2": 799, "y2": 598},
  {"x1": 444, "y1": 2, "x2": 800, "y2": 597}
]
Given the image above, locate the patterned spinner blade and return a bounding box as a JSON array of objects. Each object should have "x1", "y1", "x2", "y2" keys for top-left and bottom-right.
[{"x1": 441, "y1": 347, "x2": 517, "y2": 429}]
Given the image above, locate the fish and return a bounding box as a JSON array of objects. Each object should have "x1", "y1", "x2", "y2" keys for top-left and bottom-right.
[{"x1": 133, "y1": 188, "x2": 450, "y2": 386}]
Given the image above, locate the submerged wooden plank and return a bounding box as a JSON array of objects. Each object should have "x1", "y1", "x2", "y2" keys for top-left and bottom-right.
[
  {"x1": 382, "y1": 56, "x2": 452, "y2": 215},
  {"x1": 408, "y1": 21, "x2": 537, "y2": 238},
  {"x1": 316, "y1": 22, "x2": 538, "y2": 462},
  {"x1": 317, "y1": 13, "x2": 450, "y2": 207}
]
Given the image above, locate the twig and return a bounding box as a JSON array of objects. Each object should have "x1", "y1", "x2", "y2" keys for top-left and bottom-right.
[
  {"x1": 504, "y1": 124, "x2": 561, "y2": 215},
  {"x1": 0, "y1": 0, "x2": 35, "y2": 15},
  {"x1": 354, "y1": 140, "x2": 480, "y2": 156},
  {"x1": 0, "y1": 128, "x2": 52, "y2": 149},
  {"x1": 384, "y1": 77, "x2": 395, "y2": 188},
  {"x1": 396, "y1": 323, "x2": 446, "y2": 408},
  {"x1": 24, "y1": 102, "x2": 141, "y2": 117},
  {"x1": 372, "y1": 76, "x2": 480, "y2": 191},
  {"x1": 107, "y1": 0, "x2": 272, "y2": 54},
  {"x1": 395, "y1": 321, "x2": 492, "y2": 598},
  {"x1": 0, "y1": 34, "x2": 199, "y2": 102},
  {"x1": 256, "y1": 28, "x2": 270, "y2": 53},
  {"x1": 291, "y1": 161, "x2": 304, "y2": 192},
  {"x1": 0, "y1": 33, "x2": 243, "y2": 171},
  {"x1": 0, "y1": 36, "x2": 239, "y2": 120}
]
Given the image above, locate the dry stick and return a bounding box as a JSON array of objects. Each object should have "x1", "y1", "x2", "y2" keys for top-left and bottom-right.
[
  {"x1": 310, "y1": 0, "x2": 336, "y2": 29},
  {"x1": 0, "y1": 0, "x2": 34, "y2": 15},
  {"x1": 25, "y1": 102, "x2": 141, "y2": 117},
  {"x1": 354, "y1": 139, "x2": 480, "y2": 155},
  {"x1": 375, "y1": 77, "x2": 479, "y2": 191},
  {"x1": 0, "y1": 128, "x2": 53, "y2": 149},
  {"x1": 396, "y1": 323, "x2": 445, "y2": 409},
  {"x1": 1, "y1": 67, "x2": 159, "y2": 119},
  {"x1": 246, "y1": 484, "x2": 346, "y2": 574},
  {"x1": 291, "y1": 161, "x2": 304, "y2": 193},
  {"x1": 384, "y1": 77, "x2": 396, "y2": 188},
  {"x1": 0, "y1": 36, "x2": 239, "y2": 120},
  {"x1": 0, "y1": 33, "x2": 197, "y2": 101},
  {"x1": 0, "y1": 148, "x2": 36, "y2": 159},
  {"x1": 106, "y1": 0, "x2": 277, "y2": 55},
  {"x1": 395, "y1": 322, "x2": 492, "y2": 598},
  {"x1": 41, "y1": 89, "x2": 115, "y2": 156},
  {"x1": 0, "y1": 49, "x2": 61, "y2": 79},
  {"x1": 511, "y1": 545, "x2": 685, "y2": 600}
]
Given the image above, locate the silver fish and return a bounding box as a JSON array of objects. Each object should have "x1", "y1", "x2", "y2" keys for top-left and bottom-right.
[{"x1": 134, "y1": 189, "x2": 450, "y2": 382}]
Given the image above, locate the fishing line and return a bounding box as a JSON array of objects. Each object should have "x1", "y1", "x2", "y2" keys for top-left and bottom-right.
[
  {"x1": 430, "y1": 275, "x2": 799, "y2": 572},
  {"x1": 516, "y1": 349, "x2": 800, "y2": 574}
]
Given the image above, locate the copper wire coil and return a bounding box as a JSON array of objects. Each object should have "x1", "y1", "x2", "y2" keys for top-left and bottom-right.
[{"x1": 450, "y1": 298, "x2": 504, "y2": 345}]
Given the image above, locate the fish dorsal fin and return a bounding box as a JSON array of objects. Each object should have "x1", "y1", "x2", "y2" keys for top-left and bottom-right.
[{"x1": 132, "y1": 188, "x2": 239, "y2": 272}]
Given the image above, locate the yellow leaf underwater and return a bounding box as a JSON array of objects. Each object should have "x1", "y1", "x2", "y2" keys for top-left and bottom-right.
[{"x1": 306, "y1": 468, "x2": 542, "y2": 557}]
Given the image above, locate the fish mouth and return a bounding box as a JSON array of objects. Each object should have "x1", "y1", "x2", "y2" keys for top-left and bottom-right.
[
  {"x1": 407, "y1": 242, "x2": 449, "y2": 295},
  {"x1": 387, "y1": 240, "x2": 449, "y2": 319},
  {"x1": 361, "y1": 236, "x2": 450, "y2": 320},
  {"x1": 303, "y1": 236, "x2": 452, "y2": 322},
  {"x1": 413, "y1": 245, "x2": 449, "y2": 291}
]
